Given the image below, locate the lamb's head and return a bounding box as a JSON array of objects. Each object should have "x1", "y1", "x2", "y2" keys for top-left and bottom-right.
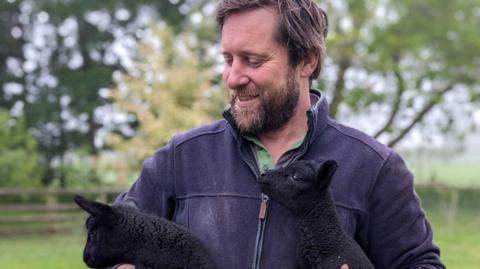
[
  {"x1": 257, "y1": 159, "x2": 338, "y2": 216},
  {"x1": 74, "y1": 196, "x2": 130, "y2": 268}
]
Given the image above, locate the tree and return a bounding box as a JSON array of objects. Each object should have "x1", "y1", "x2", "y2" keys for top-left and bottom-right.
[
  {"x1": 3, "y1": 0, "x2": 479, "y2": 187},
  {"x1": 107, "y1": 0, "x2": 480, "y2": 174},
  {"x1": 0, "y1": 0, "x2": 201, "y2": 186},
  {"x1": 319, "y1": 0, "x2": 480, "y2": 148},
  {"x1": 107, "y1": 23, "x2": 225, "y2": 172},
  {"x1": 0, "y1": 109, "x2": 42, "y2": 187}
]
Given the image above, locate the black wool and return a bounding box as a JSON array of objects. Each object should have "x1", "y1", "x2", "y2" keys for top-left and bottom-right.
[
  {"x1": 74, "y1": 196, "x2": 215, "y2": 269},
  {"x1": 257, "y1": 160, "x2": 374, "y2": 269}
]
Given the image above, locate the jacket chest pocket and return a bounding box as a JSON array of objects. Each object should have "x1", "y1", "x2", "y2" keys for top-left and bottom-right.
[
  {"x1": 335, "y1": 205, "x2": 362, "y2": 238},
  {"x1": 174, "y1": 195, "x2": 260, "y2": 268}
]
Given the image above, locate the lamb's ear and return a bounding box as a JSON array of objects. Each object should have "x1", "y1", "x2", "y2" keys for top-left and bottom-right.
[
  {"x1": 74, "y1": 195, "x2": 114, "y2": 219},
  {"x1": 314, "y1": 160, "x2": 338, "y2": 190}
]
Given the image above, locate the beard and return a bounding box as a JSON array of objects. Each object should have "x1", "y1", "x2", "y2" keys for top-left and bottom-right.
[{"x1": 230, "y1": 68, "x2": 300, "y2": 135}]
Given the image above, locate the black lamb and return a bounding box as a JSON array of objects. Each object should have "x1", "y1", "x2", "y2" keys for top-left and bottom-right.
[
  {"x1": 74, "y1": 195, "x2": 215, "y2": 269},
  {"x1": 257, "y1": 160, "x2": 374, "y2": 269}
]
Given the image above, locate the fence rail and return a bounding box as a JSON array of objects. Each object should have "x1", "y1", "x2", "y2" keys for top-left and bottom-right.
[
  {"x1": 0, "y1": 187, "x2": 125, "y2": 236},
  {"x1": 0, "y1": 187, "x2": 126, "y2": 195},
  {"x1": 415, "y1": 182, "x2": 480, "y2": 192},
  {"x1": 1, "y1": 184, "x2": 478, "y2": 236}
]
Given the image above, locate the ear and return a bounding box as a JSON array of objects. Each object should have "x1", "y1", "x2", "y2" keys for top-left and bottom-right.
[
  {"x1": 313, "y1": 160, "x2": 338, "y2": 191},
  {"x1": 74, "y1": 195, "x2": 114, "y2": 219},
  {"x1": 300, "y1": 52, "x2": 318, "y2": 78}
]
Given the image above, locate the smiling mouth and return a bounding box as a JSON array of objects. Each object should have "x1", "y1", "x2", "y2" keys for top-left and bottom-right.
[{"x1": 237, "y1": 94, "x2": 259, "y2": 102}]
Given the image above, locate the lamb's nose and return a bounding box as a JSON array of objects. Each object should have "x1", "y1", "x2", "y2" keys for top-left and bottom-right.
[{"x1": 260, "y1": 172, "x2": 266, "y2": 177}]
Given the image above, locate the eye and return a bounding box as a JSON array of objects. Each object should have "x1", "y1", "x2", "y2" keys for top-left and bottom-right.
[
  {"x1": 291, "y1": 174, "x2": 302, "y2": 181},
  {"x1": 245, "y1": 57, "x2": 262, "y2": 68},
  {"x1": 222, "y1": 54, "x2": 233, "y2": 66},
  {"x1": 86, "y1": 216, "x2": 97, "y2": 229}
]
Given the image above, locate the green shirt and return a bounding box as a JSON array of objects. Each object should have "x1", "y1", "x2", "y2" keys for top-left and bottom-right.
[{"x1": 244, "y1": 135, "x2": 304, "y2": 172}]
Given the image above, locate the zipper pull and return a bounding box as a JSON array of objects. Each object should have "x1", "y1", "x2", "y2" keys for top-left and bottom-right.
[{"x1": 259, "y1": 196, "x2": 269, "y2": 219}]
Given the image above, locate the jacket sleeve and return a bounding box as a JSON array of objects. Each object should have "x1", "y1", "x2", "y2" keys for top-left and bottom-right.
[
  {"x1": 114, "y1": 140, "x2": 176, "y2": 218},
  {"x1": 366, "y1": 151, "x2": 445, "y2": 269}
]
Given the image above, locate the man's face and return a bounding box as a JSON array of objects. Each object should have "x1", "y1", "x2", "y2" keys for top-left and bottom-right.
[{"x1": 221, "y1": 8, "x2": 301, "y2": 135}]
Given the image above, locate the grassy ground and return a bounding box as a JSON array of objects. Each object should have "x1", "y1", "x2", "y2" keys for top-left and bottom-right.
[
  {"x1": 429, "y1": 210, "x2": 480, "y2": 268},
  {"x1": 0, "y1": 231, "x2": 87, "y2": 269},
  {"x1": 0, "y1": 189, "x2": 478, "y2": 268},
  {"x1": 417, "y1": 187, "x2": 480, "y2": 269}
]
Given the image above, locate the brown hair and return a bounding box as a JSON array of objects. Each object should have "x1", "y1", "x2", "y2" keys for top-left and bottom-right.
[{"x1": 216, "y1": 0, "x2": 329, "y2": 82}]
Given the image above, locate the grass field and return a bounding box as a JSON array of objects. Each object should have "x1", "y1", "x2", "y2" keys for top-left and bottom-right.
[
  {"x1": 428, "y1": 211, "x2": 480, "y2": 268},
  {"x1": 417, "y1": 187, "x2": 480, "y2": 269},
  {"x1": 0, "y1": 231, "x2": 87, "y2": 269},
  {"x1": 0, "y1": 188, "x2": 479, "y2": 268}
]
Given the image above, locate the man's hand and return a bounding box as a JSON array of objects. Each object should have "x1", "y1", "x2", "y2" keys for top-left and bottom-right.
[
  {"x1": 341, "y1": 264, "x2": 349, "y2": 269},
  {"x1": 117, "y1": 265, "x2": 135, "y2": 269}
]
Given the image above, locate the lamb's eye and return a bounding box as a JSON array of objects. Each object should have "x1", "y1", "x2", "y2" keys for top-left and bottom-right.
[
  {"x1": 292, "y1": 174, "x2": 302, "y2": 181},
  {"x1": 86, "y1": 217, "x2": 98, "y2": 229}
]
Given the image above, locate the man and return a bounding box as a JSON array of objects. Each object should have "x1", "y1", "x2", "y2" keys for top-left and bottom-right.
[{"x1": 113, "y1": 0, "x2": 444, "y2": 268}]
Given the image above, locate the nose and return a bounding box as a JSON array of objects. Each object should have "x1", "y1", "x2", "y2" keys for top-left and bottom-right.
[{"x1": 224, "y1": 60, "x2": 249, "y2": 89}]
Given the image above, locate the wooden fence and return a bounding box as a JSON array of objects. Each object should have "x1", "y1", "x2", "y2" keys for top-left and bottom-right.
[
  {"x1": 0, "y1": 187, "x2": 125, "y2": 236},
  {"x1": 415, "y1": 183, "x2": 480, "y2": 226},
  {"x1": 0, "y1": 184, "x2": 478, "y2": 236}
]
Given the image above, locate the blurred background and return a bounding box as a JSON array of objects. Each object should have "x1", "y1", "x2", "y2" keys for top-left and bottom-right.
[{"x1": 0, "y1": 0, "x2": 478, "y2": 268}]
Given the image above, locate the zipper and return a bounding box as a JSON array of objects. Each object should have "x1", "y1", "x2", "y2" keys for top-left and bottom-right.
[
  {"x1": 235, "y1": 142, "x2": 265, "y2": 269},
  {"x1": 258, "y1": 194, "x2": 269, "y2": 219},
  {"x1": 252, "y1": 193, "x2": 269, "y2": 269}
]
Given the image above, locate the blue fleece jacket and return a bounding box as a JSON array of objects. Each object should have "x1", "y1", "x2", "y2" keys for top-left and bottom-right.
[{"x1": 115, "y1": 90, "x2": 444, "y2": 269}]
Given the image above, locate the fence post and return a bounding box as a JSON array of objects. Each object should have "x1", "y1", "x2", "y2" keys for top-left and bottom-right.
[
  {"x1": 442, "y1": 189, "x2": 459, "y2": 226},
  {"x1": 45, "y1": 189, "x2": 58, "y2": 233}
]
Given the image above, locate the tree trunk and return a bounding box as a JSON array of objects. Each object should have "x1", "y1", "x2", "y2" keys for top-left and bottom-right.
[
  {"x1": 329, "y1": 59, "x2": 350, "y2": 119},
  {"x1": 374, "y1": 63, "x2": 405, "y2": 138}
]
